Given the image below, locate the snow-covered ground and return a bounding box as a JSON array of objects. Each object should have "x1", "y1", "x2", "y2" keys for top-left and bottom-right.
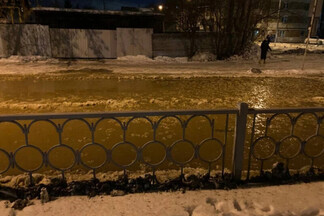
[
  {"x1": 0, "y1": 43, "x2": 323, "y2": 78},
  {"x1": 0, "y1": 54, "x2": 323, "y2": 77},
  {"x1": 1, "y1": 182, "x2": 323, "y2": 216}
]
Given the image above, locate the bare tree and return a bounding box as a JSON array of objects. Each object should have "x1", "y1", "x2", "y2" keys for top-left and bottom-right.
[
  {"x1": 206, "y1": 0, "x2": 272, "y2": 58},
  {"x1": 165, "y1": 0, "x2": 205, "y2": 59},
  {"x1": 165, "y1": 0, "x2": 273, "y2": 59},
  {"x1": 0, "y1": 0, "x2": 31, "y2": 23}
]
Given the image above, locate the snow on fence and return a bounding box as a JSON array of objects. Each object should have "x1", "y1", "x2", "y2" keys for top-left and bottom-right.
[{"x1": 0, "y1": 103, "x2": 323, "y2": 184}]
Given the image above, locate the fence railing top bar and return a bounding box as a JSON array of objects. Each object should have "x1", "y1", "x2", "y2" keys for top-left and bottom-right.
[
  {"x1": 0, "y1": 109, "x2": 239, "y2": 121},
  {"x1": 248, "y1": 107, "x2": 324, "y2": 114},
  {"x1": 1, "y1": 106, "x2": 324, "y2": 121}
]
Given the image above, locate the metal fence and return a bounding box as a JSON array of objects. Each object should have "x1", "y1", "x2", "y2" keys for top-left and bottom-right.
[
  {"x1": 0, "y1": 103, "x2": 323, "y2": 183},
  {"x1": 246, "y1": 106, "x2": 324, "y2": 180}
]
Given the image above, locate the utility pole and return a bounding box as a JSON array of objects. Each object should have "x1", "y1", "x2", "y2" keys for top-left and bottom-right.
[
  {"x1": 302, "y1": 0, "x2": 318, "y2": 70},
  {"x1": 275, "y1": 0, "x2": 282, "y2": 43}
]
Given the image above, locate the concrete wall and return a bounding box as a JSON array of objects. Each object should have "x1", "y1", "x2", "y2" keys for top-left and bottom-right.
[
  {"x1": 153, "y1": 33, "x2": 189, "y2": 57},
  {"x1": 87, "y1": 30, "x2": 117, "y2": 58},
  {"x1": 51, "y1": 28, "x2": 152, "y2": 58},
  {"x1": 0, "y1": 35, "x2": 4, "y2": 58},
  {"x1": 0, "y1": 25, "x2": 153, "y2": 59},
  {"x1": 0, "y1": 24, "x2": 51, "y2": 57},
  {"x1": 117, "y1": 28, "x2": 153, "y2": 57},
  {"x1": 0, "y1": 24, "x2": 201, "y2": 59},
  {"x1": 0, "y1": 24, "x2": 213, "y2": 59},
  {"x1": 153, "y1": 33, "x2": 215, "y2": 58},
  {"x1": 50, "y1": 29, "x2": 117, "y2": 58}
]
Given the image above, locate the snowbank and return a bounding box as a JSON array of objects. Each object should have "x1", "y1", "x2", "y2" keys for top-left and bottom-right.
[
  {"x1": 154, "y1": 56, "x2": 188, "y2": 63},
  {"x1": 271, "y1": 42, "x2": 324, "y2": 52},
  {"x1": 227, "y1": 43, "x2": 261, "y2": 61},
  {"x1": 0, "y1": 51, "x2": 323, "y2": 77},
  {"x1": 191, "y1": 52, "x2": 217, "y2": 62},
  {"x1": 117, "y1": 55, "x2": 189, "y2": 64},
  {"x1": 0, "y1": 55, "x2": 54, "y2": 63},
  {"x1": 0, "y1": 182, "x2": 323, "y2": 216},
  {"x1": 117, "y1": 55, "x2": 155, "y2": 63}
]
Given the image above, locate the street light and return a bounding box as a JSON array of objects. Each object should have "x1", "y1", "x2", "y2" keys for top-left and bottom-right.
[{"x1": 157, "y1": 4, "x2": 164, "y2": 32}]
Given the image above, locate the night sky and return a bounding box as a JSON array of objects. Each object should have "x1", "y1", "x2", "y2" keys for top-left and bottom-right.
[{"x1": 31, "y1": 0, "x2": 165, "y2": 10}]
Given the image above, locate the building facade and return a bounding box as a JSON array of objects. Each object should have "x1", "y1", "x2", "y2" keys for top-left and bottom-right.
[{"x1": 265, "y1": 0, "x2": 323, "y2": 42}]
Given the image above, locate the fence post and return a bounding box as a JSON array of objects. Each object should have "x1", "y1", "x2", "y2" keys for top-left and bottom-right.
[{"x1": 232, "y1": 102, "x2": 248, "y2": 181}]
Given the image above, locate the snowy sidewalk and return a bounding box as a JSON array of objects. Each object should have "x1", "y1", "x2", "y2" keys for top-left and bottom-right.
[
  {"x1": 0, "y1": 53, "x2": 323, "y2": 77},
  {"x1": 1, "y1": 182, "x2": 323, "y2": 216}
]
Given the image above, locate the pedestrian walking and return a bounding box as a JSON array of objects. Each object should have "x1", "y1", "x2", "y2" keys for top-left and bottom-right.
[{"x1": 259, "y1": 38, "x2": 272, "y2": 64}]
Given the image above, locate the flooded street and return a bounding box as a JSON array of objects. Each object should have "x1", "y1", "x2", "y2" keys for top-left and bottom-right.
[
  {"x1": 0, "y1": 53, "x2": 324, "y2": 114},
  {"x1": 0, "y1": 73, "x2": 324, "y2": 114}
]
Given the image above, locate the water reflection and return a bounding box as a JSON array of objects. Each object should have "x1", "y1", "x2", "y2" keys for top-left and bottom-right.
[{"x1": 250, "y1": 84, "x2": 271, "y2": 109}]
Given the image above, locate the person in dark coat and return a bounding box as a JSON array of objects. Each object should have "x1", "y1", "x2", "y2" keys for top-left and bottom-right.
[{"x1": 260, "y1": 38, "x2": 272, "y2": 64}]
